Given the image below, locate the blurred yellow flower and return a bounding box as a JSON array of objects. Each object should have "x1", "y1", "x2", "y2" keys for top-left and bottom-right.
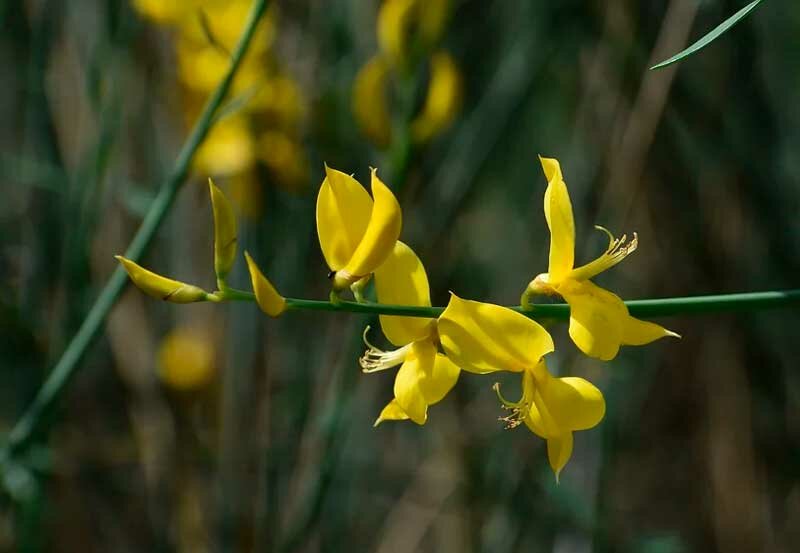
[
  {"x1": 524, "y1": 157, "x2": 680, "y2": 361},
  {"x1": 410, "y1": 51, "x2": 461, "y2": 144},
  {"x1": 194, "y1": 116, "x2": 255, "y2": 176},
  {"x1": 257, "y1": 131, "x2": 309, "y2": 189},
  {"x1": 352, "y1": 56, "x2": 392, "y2": 148},
  {"x1": 158, "y1": 328, "x2": 216, "y2": 391},
  {"x1": 361, "y1": 242, "x2": 459, "y2": 425},
  {"x1": 316, "y1": 166, "x2": 402, "y2": 293},
  {"x1": 377, "y1": 0, "x2": 451, "y2": 68}
]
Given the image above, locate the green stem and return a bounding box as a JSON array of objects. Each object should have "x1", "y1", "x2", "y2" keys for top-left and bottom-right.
[
  {"x1": 220, "y1": 288, "x2": 800, "y2": 319},
  {"x1": 3, "y1": 0, "x2": 269, "y2": 456}
]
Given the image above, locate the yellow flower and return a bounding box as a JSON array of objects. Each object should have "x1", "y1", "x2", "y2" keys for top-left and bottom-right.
[
  {"x1": 496, "y1": 360, "x2": 605, "y2": 482},
  {"x1": 244, "y1": 252, "x2": 286, "y2": 317},
  {"x1": 437, "y1": 293, "x2": 602, "y2": 479},
  {"x1": 523, "y1": 157, "x2": 679, "y2": 361},
  {"x1": 116, "y1": 256, "x2": 211, "y2": 303},
  {"x1": 410, "y1": 51, "x2": 462, "y2": 144},
  {"x1": 316, "y1": 165, "x2": 402, "y2": 293},
  {"x1": 158, "y1": 327, "x2": 216, "y2": 391},
  {"x1": 360, "y1": 242, "x2": 459, "y2": 425}
]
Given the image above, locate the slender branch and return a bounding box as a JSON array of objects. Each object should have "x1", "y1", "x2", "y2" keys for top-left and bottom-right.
[
  {"x1": 222, "y1": 288, "x2": 800, "y2": 319},
  {"x1": 3, "y1": 0, "x2": 269, "y2": 456}
]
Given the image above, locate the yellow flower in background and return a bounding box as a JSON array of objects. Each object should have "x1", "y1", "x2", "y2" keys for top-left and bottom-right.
[
  {"x1": 158, "y1": 327, "x2": 216, "y2": 391},
  {"x1": 496, "y1": 360, "x2": 605, "y2": 481},
  {"x1": 352, "y1": 56, "x2": 392, "y2": 148},
  {"x1": 316, "y1": 166, "x2": 402, "y2": 293},
  {"x1": 116, "y1": 256, "x2": 211, "y2": 303},
  {"x1": 377, "y1": 0, "x2": 451, "y2": 68},
  {"x1": 257, "y1": 131, "x2": 309, "y2": 189},
  {"x1": 245, "y1": 252, "x2": 287, "y2": 317},
  {"x1": 361, "y1": 241, "x2": 459, "y2": 425},
  {"x1": 410, "y1": 51, "x2": 462, "y2": 144},
  {"x1": 523, "y1": 157, "x2": 680, "y2": 361},
  {"x1": 194, "y1": 117, "x2": 255, "y2": 177},
  {"x1": 131, "y1": 0, "x2": 195, "y2": 25}
]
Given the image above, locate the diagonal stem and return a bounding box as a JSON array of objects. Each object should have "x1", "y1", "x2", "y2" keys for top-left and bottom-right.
[{"x1": 3, "y1": 0, "x2": 269, "y2": 457}]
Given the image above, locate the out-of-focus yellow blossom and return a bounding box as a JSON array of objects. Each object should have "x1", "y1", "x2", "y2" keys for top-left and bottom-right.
[
  {"x1": 495, "y1": 360, "x2": 605, "y2": 481},
  {"x1": 250, "y1": 75, "x2": 306, "y2": 125},
  {"x1": 116, "y1": 256, "x2": 212, "y2": 303},
  {"x1": 316, "y1": 166, "x2": 402, "y2": 292},
  {"x1": 257, "y1": 131, "x2": 309, "y2": 189},
  {"x1": 437, "y1": 294, "x2": 602, "y2": 480},
  {"x1": 523, "y1": 157, "x2": 680, "y2": 361},
  {"x1": 132, "y1": 0, "x2": 196, "y2": 25},
  {"x1": 410, "y1": 51, "x2": 461, "y2": 144},
  {"x1": 194, "y1": 117, "x2": 255, "y2": 177},
  {"x1": 229, "y1": 173, "x2": 263, "y2": 219},
  {"x1": 158, "y1": 327, "x2": 216, "y2": 390},
  {"x1": 377, "y1": 0, "x2": 451, "y2": 68},
  {"x1": 361, "y1": 242, "x2": 459, "y2": 425},
  {"x1": 244, "y1": 252, "x2": 286, "y2": 317},
  {"x1": 177, "y1": 37, "x2": 264, "y2": 94},
  {"x1": 352, "y1": 56, "x2": 392, "y2": 148},
  {"x1": 179, "y1": 2, "x2": 276, "y2": 55},
  {"x1": 208, "y1": 179, "x2": 238, "y2": 283}
]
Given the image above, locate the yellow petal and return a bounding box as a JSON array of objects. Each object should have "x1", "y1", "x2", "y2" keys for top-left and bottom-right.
[
  {"x1": 374, "y1": 241, "x2": 433, "y2": 346},
  {"x1": 438, "y1": 294, "x2": 554, "y2": 374},
  {"x1": 540, "y1": 156, "x2": 575, "y2": 283},
  {"x1": 209, "y1": 179, "x2": 238, "y2": 282},
  {"x1": 342, "y1": 169, "x2": 402, "y2": 278},
  {"x1": 352, "y1": 56, "x2": 392, "y2": 148},
  {"x1": 374, "y1": 399, "x2": 410, "y2": 427},
  {"x1": 116, "y1": 256, "x2": 208, "y2": 303},
  {"x1": 559, "y1": 279, "x2": 677, "y2": 361},
  {"x1": 420, "y1": 353, "x2": 460, "y2": 405},
  {"x1": 531, "y1": 362, "x2": 605, "y2": 432},
  {"x1": 623, "y1": 316, "x2": 681, "y2": 345},
  {"x1": 546, "y1": 433, "x2": 573, "y2": 483},
  {"x1": 411, "y1": 51, "x2": 462, "y2": 144},
  {"x1": 193, "y1": 116, "x2": 256, "y2": 175},
  {"x1": 315, "y1": 166, "x2": 373, "y2": 270},
  {"x1": 393, "y1": 340, "x2": 437, "y2": 425},
  {"x1": 244, "y1": 252, "x2": 286, "y2": 317}
]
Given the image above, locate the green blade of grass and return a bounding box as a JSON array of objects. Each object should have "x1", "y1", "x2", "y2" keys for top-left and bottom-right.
[{"x1": 650, "y1": 0, "x2": 764, "y2": 70}]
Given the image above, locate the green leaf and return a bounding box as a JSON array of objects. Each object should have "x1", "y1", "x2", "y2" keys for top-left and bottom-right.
[{"x1": 650, "y1": 0, "x2": 764, "y2": 70}]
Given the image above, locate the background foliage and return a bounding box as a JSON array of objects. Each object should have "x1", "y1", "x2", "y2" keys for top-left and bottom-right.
[{"x1": 1, "y1": 0, "x2": 798, "y2": 551}]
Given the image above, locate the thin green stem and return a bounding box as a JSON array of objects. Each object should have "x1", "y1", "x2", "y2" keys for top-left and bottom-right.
[
  {"x1": 3, "y1": 0, "x2": 269, "y2": 456},
  {"x1": 219, "y1": 287, "x2": 800, "y2": 319}
]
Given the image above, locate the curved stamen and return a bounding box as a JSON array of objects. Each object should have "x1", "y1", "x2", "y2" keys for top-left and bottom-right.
[
  {"x1": 493, "y1": 382, "x2": 529, "y2": 430},
  {"x1": 568, "y1": 226, "x2": 638, "y2": 282},
  {"x1": 359, "y1": 326, "x2": 411, "y2": 373}
]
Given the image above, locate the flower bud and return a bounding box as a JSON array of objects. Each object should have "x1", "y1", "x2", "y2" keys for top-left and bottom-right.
[
  {"x1": 209, "y1": 179, "x2": 238, "y2": 283},
  {"x1": 244, "y1": 252, "x2": 286, "y2": 317},
  {"x1": 116, "y1": 256, "x2": 209, "y2": 303}
]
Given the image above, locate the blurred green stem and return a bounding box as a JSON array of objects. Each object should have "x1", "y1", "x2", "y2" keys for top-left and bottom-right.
[
  {"x1": 220, "y1": 288, "x2": 800, "y2": 319},
  {"x1": 2, "y1": 0, "x2": 269, "y2": 457}
]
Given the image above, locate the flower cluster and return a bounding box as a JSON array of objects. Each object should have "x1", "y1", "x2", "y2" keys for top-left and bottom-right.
[
  {"x1": 118, "y1": 157, "x2": 678, "y2": 481},
  {"x1": 132, "y1": 0, "x2": 309, "y2": 213},
  {"x1": 353, "y1": 0, "x2": 462, "y2": 147}
]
